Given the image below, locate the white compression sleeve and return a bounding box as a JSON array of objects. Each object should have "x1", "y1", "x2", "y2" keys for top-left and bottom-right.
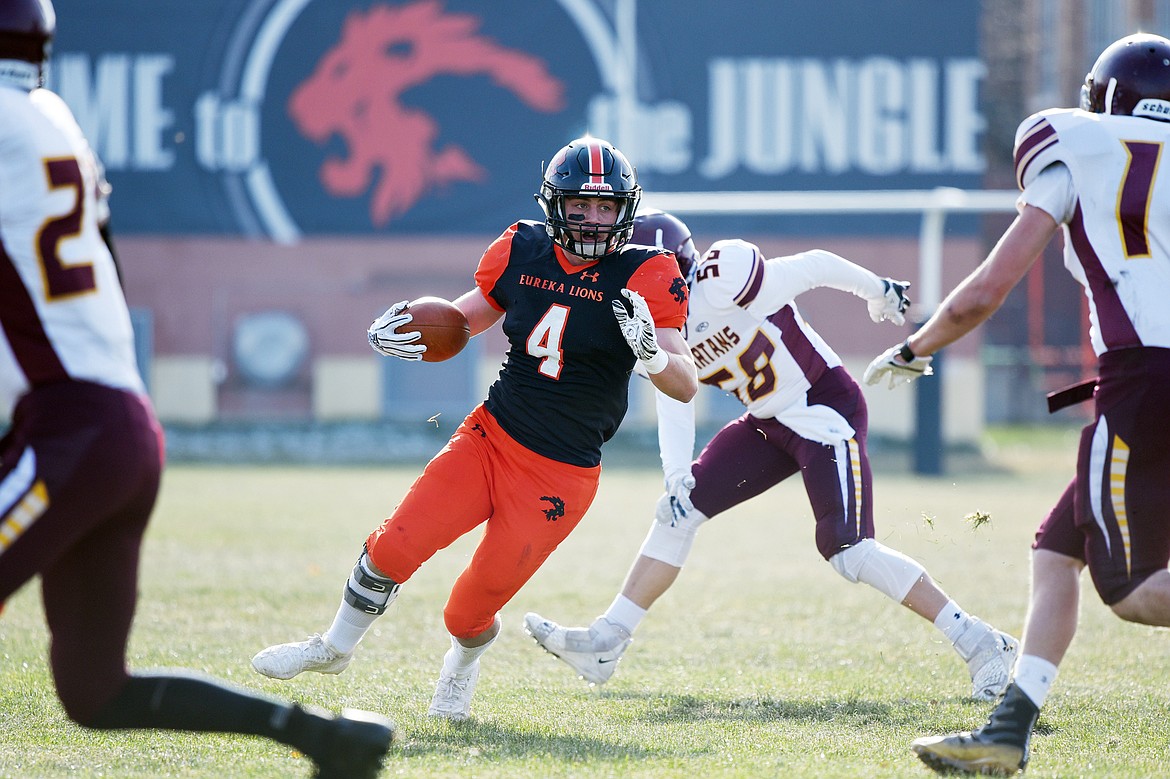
[{"x1": 655, "y1": 386, "x2": 696, "y2": 481}]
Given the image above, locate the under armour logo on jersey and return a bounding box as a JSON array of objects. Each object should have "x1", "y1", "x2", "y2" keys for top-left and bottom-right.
[
  {"x1": 471, "y1": 423, "x2": 486, "y2": 438},
  {"x1": 540, "y1": 495, "x2": 565, "y2": 521},
  {"x1": 579, "y1": 270, "x2": 599, "y2": 282},
  {"x1": 669, "y1": 276, "x2": 688, "y2": 304}
]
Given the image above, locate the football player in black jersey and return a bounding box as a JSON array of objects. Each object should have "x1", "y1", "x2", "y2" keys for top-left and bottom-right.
[{"x1": 253, "y1": 137, "x2": 697, "y2": 722}]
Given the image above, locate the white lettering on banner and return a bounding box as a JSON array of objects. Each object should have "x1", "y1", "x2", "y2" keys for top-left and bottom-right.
[
  {"x1": 699, "y1": 57, "x2": 986, "y2": 178},
  {"x1": 908, "y1": 59, "x2": 944, "y2": 172},
  {"x1": 947, "y1": 59, "x2": 987, "y2": 172},
  {"x1": 587, "y1": 94, "x2": 691, "y2": 173},
  {"x1": 54, "y1": 54, "x2": 130, "y2": 167},
  {"x1": 856, "y1": 58, "x2": 904, "y2": 174},
  {"x1": 51, "y1": 53, "x2": 176, "y2": 171},
  {"x1": 133, "y1": 56, "x2": 175, "y2": 170},
  {"x1": 194, "y1": 93, "x2": 260, "y2": 172}
]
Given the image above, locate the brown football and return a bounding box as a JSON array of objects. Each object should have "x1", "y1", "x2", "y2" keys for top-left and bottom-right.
[{"x1": 407, "y1": 296, "x2": 471, "y2": 362}]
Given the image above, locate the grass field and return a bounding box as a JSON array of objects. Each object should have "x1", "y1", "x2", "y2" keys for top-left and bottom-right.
[{"x1": 2, "y1": 426, "x2": 1168, "y2": 778}]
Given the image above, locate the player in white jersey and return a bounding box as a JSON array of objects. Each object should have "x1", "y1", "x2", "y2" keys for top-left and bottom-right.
[
  {"x1": 524, "y1": 210, "x2": 1018, "y2": 701},
  {"x1": 0, "y1": 1, "x2": 393, "y2": 775},
  {"x1": 866, "y1": 33, "x2": 1170, "y2": 776}
]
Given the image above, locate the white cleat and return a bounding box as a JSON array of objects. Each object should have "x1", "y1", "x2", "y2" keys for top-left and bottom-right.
[
  {"x1": 427, "y1": 662, "x2": 480, "y2": 721},
  {"x1": 251, "y1": 633, "x2": 352, "y2": 680},
  {"x1": 953, "y1": 619, "x2": 1020, "y2": 702},
  {"x1": 523, "y1": 612, "x2": 631, "y2": 686}
]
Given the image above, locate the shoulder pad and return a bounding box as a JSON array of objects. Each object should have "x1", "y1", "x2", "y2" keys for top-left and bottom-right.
[
  {"x1": 698, "y1": 238, "x2": 766, "y2": 307},
  {"x1": 1014, "y1": 108, "x2": 1089, "y2": 190}
]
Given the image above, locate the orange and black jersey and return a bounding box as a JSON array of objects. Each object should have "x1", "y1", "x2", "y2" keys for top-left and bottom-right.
[{"x1": 475, "y1": 220, "x2": 688, "y2": 467}]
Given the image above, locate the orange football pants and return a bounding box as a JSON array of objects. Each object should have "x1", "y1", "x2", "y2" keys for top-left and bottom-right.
[{"x1": 365, "y1": 404, "x2": 600, "y2": 638}]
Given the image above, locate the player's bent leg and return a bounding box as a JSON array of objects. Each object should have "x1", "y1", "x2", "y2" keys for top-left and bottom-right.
[
  {"x1": 830, "y1": 540, "x2": 1018, "y2": 701},
  {"x1": 520, "y1": 497, "x2": 707, "y2": 686},
  {"x1": 523, "y1": 612, "x2": 632, "y2": 685}
]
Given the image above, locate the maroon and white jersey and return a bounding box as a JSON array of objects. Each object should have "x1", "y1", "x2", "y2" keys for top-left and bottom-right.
[
  {"x1": 1015, "y1": 108, "x2": 1170, "y2": 355},
  {"x1": 667, "y1": 238, "x2": 887, "y2": 450},
  {"x1": 0, "y1": 85, "x2": 143, "y2": 421}
]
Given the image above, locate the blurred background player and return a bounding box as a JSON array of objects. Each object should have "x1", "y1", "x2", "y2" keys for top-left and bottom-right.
[
  {"x1": 524, "y1": 210, "x2": 1019, "y2": 701},
  {"x1": 251, "y1": 137, "x2": 697, "y2": 721},
  {"x1": 0, "y1": 1, "x2": 395, "y2": 777},
  {"x1": 867, "y1": 33, "x2": 1170, "y2": 776}
]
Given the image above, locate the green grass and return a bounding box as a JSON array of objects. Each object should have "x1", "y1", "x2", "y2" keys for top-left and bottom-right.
[{"x1": 2, "y1": 426, "x2": 1168, "y2": 778}]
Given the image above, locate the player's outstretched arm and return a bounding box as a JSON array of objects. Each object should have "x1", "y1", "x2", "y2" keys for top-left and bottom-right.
[{"x1": 866, "y1": 205, "x2": 1059, "y2": 391}]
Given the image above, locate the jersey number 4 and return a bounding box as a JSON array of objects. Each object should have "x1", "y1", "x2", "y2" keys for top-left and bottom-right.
[
  {"x1": 38, "y1": 156, "x2": 97, "y2": 300},
  {"x1": 527, "y1": 304, "x2": 570, "y2": 379}
]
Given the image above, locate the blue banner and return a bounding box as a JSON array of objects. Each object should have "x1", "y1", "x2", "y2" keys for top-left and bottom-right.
[{"x1": 49, "y1": 0, "x2": 983, "y2": 238}]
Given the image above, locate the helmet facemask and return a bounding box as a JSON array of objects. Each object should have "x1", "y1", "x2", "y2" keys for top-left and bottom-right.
[{"x1": 538, "y1": 188, "x2": 639, "y2": 260}]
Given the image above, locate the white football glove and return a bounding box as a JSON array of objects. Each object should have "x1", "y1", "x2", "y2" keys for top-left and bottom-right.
[
  {"x1": 367, "y1": 300, "x2": 426, "y2": 360},
  {"x1": 665, "y1": 469, "x2": 696, "y2": 518},
  {"x1": 867, "y1": 278, "x2": 911, "y2": 326},
  {"x1": 863, "y1": 342, "x2": 934, "y2": 389},
  {"x1": 612, "y1": 288, "x2": 668, "y2": 373}
]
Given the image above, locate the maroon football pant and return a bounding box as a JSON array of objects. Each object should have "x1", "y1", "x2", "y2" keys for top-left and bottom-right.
[
  {"x1": 0, "y1": 381, "x2": 162, "y2": 724},
  {"x1": 1034, "y1": 347, "x2": 1170, "y2": 605},
  {"x1": 688, "y1": 366, "x2": 874, "y2": 560}
]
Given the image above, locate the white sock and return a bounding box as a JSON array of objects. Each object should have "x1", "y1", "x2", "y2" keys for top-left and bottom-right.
[
  {"x1": 441, "y1": 633, "x2": 497, "y2": 678},
  {"x1": 1012, "y1": 654, "x2": 1058, "y2": 708},
  {"x1": 603, "y1": 594, "x2": 647, "y2": 635},
  {"x1": 323, "y1": 601, "x2": 377, "y2": 655},
  {"x1": 933, "y1": 599, "x2": 974, "y2": 643},
  {"x1": 323, "y1": 553, "x2": 400, "y2": 655}
]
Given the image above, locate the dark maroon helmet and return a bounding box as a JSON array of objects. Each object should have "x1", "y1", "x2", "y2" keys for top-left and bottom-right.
[
  {"x1": 1081, "y1": 33, "x2": 1170, "y2": 120},
  {"x1": 0, "y1": 0, "x2": 54, "y2": 66},
  {"x1": 535, "y1": 136, "x2": 641, "y2": 259},
  {"x1": 632, "y1": 209, "x2": 700, "y2": 281}
]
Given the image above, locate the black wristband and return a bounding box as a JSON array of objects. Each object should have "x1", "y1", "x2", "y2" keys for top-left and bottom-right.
[{"x1": 898, "y1": 340, "x2": 916, "y2": 362}]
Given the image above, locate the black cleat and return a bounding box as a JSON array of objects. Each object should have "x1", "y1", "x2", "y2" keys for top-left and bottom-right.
[
  {"x1": 910, "y1": 684, "x2": 1040, "y2": 775},
  {"x1": 310, "y1": 708, "x2": 397, "y2": 779}
]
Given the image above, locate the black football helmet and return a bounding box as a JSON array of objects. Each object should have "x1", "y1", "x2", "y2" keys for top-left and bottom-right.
[
  {"x1": 1081, "y1": 33, "x2": 1170, "y2": 120},
  {"x1": 632, "y1": 209, "x2": 700, "y2": 283},
  {"x1": 535, "y1": 136, "x2": 641, "y2": 260}
]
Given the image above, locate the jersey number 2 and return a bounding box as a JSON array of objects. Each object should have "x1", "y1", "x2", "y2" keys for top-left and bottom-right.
[{"x1": 39, "y1": 157, "x2": 96, "y2": 299}]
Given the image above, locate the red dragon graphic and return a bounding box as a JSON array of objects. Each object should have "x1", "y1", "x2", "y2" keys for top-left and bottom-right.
[{"x1": 289, "y1": 0, "x2": 566, "y2": 226}]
